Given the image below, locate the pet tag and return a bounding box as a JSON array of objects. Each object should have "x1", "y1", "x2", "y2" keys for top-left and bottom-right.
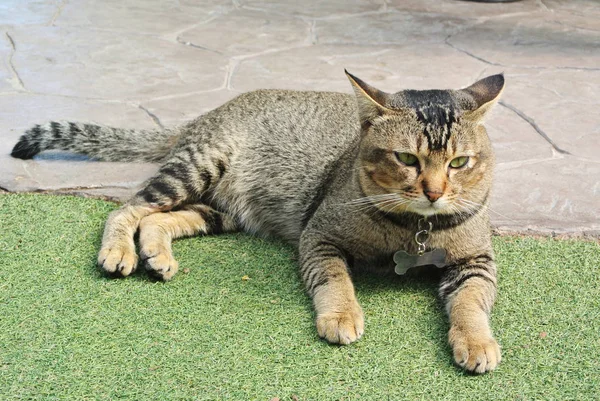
[
  {"x1": 393, "y1": 218, "x2": 446, "y2": 275},
  {"x1": 393, "y1": 248, "x2": 447, "y2": 275}
]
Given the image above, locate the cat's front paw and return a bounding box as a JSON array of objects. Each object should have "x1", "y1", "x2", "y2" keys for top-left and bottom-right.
[
  {"x1": 98, "y1": 241, "x2": 138, "y2": 277},
  {"x1": 449, "y1": 326, "x2": 501, "y2": 373},
  {"x1": 316, "y1": 303, "x2": 364, "y2": 345}
]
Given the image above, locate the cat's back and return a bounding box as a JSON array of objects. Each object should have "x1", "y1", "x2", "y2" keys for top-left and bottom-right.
[
  {"x1": 190, "y1": 89, "x2": 359, "y2": 160},
  {"x1": 219, "y1": 88, "x2": 358, "y2": 138}
]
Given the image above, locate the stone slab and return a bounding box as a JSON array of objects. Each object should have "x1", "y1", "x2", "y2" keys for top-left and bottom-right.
[
  {"x1": 142, "y1": 89, "x2": 240, "y2": 127},
  {"x1": 0, "y1": 33, "x2": 17, "y2": 92},
  {"x1": 0, "y1": 0, "x2": 598, "y2": 237},
  {"x1": 54, "y1": 0, "x2": 232, "y2": 35},
  {"x1": 0, "y1": 0, "x2": 58, "y2": 26},
  {"x1": 487, "y1": 105, "x2": 554, "y2": 165},
  {"x1": 231, "y1": 44, "x2": 488, "y2": 93},
  {"x1": 179, "y1": 9, "x2": 311, "y2": 57},
  {"x1": 387, "y1": 0, "x2": 542, "y2": 18},
  {"x1": 239, "y1": 0, "x2": 385, "y2": 19},
  {"x1": 9, "y1": 27, "x2": 228, "y2": 101},
  {"x1": 447, "y1": 11, "x2": 600, "y2": 70},
  {"x1": 501, "y1": 69, "x2": 600, "y2": 161},
  {"x1": 0, "y1": 93, "x2": 156, "y2": 133},
  {"x1": 316, "y1": 11, "x2": 469, "y2": 45},
  {"x1": 543, "y1": 0, "x2": 600, "y2": 31},
  {"x1": 0, "y1": 93, "x2": 159, "y2": 200},
  {"x1": 492, "y1": 156, "x2": 600, "y2": 235}
]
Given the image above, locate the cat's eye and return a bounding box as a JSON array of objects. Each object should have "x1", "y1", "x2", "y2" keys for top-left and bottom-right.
[
  {"x1": 449, "y1": 156, "x2": 470, "y2": 168},
  {"x1": 395, "y1": 152, "x2": 419, "y2": 167}
]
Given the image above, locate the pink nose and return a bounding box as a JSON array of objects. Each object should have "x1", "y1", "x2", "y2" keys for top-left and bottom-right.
[{"x1": 425, "y1": 190, "x2": 443, "y2": 202}]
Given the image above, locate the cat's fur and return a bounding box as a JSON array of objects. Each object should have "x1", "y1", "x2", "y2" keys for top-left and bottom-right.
[{"x1": 11, "y1": 71, "x2": 505, "y2": 373}]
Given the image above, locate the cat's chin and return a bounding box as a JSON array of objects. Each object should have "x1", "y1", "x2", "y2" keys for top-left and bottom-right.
[
  {"x1": 412, "y1": 208, "x2": 439, "y2": 217},
  {"x1": 417, "y1": 209, "x2": 437, "y2": 217},
  {"x1": 408, "y1": 201, "x2": 450, "y2": 217}
]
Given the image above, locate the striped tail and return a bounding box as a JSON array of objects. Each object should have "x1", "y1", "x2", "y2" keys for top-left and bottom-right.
[{"x1": 11, "y1": 121, "x2": 178, "y2": 163}]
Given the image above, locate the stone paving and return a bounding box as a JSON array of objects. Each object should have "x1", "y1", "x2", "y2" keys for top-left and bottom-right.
[{"x1": 0, "y1": 0, "x2": 598, "y2": 236}]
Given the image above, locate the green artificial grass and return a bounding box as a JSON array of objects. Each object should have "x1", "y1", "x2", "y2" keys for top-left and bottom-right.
[{"x1": 0, "y1": 193, "x2": 599, "y2": 400}]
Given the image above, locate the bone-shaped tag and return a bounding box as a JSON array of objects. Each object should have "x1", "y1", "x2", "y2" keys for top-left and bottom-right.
[{"x1": 393, "y1": 248, "x2": 447, "y2": 275}]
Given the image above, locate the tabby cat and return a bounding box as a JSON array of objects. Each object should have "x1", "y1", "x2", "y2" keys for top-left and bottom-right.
[{"x1": 11, "y1": 71, "x2": 504, "y2": 373}]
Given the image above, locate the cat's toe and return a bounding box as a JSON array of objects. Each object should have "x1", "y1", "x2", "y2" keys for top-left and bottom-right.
[
  {"x1": 450, "y1": 327, "x2": 501, "y2": 374},
  {"x1": 141, "y1": 246, "x2": 179, "y2": 281},
  {"x1": 98, "y1": 244, "x2": 138, "y2": 277},
  {"x1": 316, "y1": 306, "x2": 364, "y2": 345}
]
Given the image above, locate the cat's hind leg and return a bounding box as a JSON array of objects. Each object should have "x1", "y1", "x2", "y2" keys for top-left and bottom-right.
[
  {"x1": 98, "y1": 145, "x2": 229, "y2": 277},
  {"x1": 138, "y1": 204, "x2": 238, "y2": 280},
  {"x1": 98, "y1": 177, "x2": 187, "y2": 277},
  {"x1": 98, "y1": 202, "x2": 166, "y2": 277}
]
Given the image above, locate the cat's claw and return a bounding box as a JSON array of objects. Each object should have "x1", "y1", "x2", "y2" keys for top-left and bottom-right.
[
  {"x1": 316, "y1": 306, "x2": 364, "y2": 345},
  {"x1": 140, "y1": 245, "x2": 179, "y2": 281},
  {"x1": 98, "y1": 244, "x2": 138, "y2": 277},
  {"x1": 449, "y1": 327, "x2": 501, "y2": 373}
]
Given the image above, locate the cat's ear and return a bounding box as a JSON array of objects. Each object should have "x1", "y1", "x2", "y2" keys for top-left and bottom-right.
[
  {"x1": 345, "y1": 70, "x2": 393, "y2": 127},
  {"x1": 460, "y1": 74, "x2": 505, "y2": 122}
]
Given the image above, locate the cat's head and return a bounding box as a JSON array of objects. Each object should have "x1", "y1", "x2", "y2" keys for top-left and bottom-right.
[{"x1": 347, "y1": 71, "x2": 503, "y2": 218}]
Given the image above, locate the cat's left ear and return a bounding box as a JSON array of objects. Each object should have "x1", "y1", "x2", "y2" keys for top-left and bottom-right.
[
  {"x1": 345, "y1": 70, "x2": 394, "y2": 128},
  {"x1": 460, "y1": 74, "x2": 505, "y2": 122}
]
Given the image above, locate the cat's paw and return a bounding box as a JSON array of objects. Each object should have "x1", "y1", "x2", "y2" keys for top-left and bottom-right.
[
  {"x1": 449, "y1": 326, "x2": 501, "y2": 374},
  {"x1": 98, "y1": 242, "x2": 138, "y2": 277},
  {"x1": 316, "y1": 304, "x2": 364, "y2": 345},
  {"x1": 140, "y1": 244, "x2": 179, "y2": 281}
]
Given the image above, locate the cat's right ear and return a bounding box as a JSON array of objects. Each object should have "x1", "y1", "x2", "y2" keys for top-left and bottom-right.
[
  {"x1": 460, "y1": 74, "x2": 505, "y2": 122},
  {"x1": 345, "y1": 70, "x2": 392, "y2": 128}
]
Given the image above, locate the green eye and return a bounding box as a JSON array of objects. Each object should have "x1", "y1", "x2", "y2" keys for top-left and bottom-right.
[
  {"x1": 395, "y1": 152, "x2": 419, "y2": 166},
  {"x1": 450, "y1": 156, "x2": 470, "y2": 168}
]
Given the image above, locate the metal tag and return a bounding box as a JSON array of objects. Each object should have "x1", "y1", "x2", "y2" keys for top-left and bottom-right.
[{"x1": 393, "y1": 248, "x2": 447, "y2": 275}]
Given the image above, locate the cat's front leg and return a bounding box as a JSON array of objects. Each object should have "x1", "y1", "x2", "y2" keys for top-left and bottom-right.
[
  {"x1": 299, "y1": 233, "x2": 364, "y2": 345},
  {"x1": 439, "y1": 254, "x2": 501, "y2": 373}
]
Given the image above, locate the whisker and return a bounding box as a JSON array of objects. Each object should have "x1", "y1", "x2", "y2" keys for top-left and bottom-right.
[
  {"x1": 351, "y1": 197, "x2": 412, "y2": 214},
  {"x1": 377, "y1": 198, "x2": 412, "y2": 212},
  {"x1": 367, "y1": 197, "x2": 410, "y2": 210},
  {"x1": 343, "y1": 194, "x2": 400, "y2": 207},
  {"x1": 455, "y1": 198, "x2": 519, "y2": 224},
  {"x1": 347, "y1": 198, "x2": 394, "y2": 213},
  {"x1": 343, "y1": 192, "x2": 403, "y2": 204}
]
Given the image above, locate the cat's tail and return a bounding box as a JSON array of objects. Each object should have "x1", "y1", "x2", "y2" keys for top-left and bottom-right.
[{"x1": 10, "y1": 121, "x2": 178, "y2": 163}]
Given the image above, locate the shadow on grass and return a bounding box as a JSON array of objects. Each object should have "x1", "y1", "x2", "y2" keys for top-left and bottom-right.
[
  {"x1": 87, "y1": 228, "x2": 461, "y2": 373},
  {"x1": 354, "y1": 268, "x2": 459, "y2": 370}
]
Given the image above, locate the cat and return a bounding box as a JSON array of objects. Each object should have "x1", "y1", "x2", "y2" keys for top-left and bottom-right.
[{"x1": 11, "y1": 71, "x2": 504, "y2": 373}]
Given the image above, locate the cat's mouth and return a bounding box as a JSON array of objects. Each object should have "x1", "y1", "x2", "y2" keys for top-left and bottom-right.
[{"x1": 407, "y1": 197, "x2": 452, "y2": 217}]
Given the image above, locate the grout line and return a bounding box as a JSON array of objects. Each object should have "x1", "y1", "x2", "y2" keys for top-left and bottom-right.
[
  {"x1": 445, "y1": 35, "x2": 600, "y2": 72},
  {"x1": 137, "y1": 105, "x2": 165, "y2": 129},
  {"x1": 537, "y1": 0, "x2": 551, "y2": 12},
  {"x1": 499, "y1": 101, "x2": 570, "y2": 155},
  {"x1": 225, "y1": 59, "x2": 240, "y2": 90},
  {"x1": 309, "y1": 20, "x2": 318, "y2": 45},
  {"x1": 48, "y1": 0, "x2": 69, "y2": 26},
  {"x1": 175, "y1": 36, "x2": 224, "y2": 55},
  {"x1": 445, "y1": 35, "x2": 502, "y2": 67},
  {"x1": 5, "y1": 32, "x2": 26, "y2": 91}
]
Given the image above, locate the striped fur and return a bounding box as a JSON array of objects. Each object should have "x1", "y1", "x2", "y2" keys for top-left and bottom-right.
[
  {"x1": 439, "y1": 251, "x2": 500, "y2": 373},
  {"x1": 139, "y1": 204, "x2": 238, "y2": 280},
  {"x1": 11, "y1": 73, "x2": 505, "y2": 373},
  {"x1": 11, "y1": 121, "x2": 177, "y2": 162}
]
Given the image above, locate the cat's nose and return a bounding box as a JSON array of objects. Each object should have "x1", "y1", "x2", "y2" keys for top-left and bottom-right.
[{"x1": 425, "y1": 190, "x2": 443, "y2": 203}]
